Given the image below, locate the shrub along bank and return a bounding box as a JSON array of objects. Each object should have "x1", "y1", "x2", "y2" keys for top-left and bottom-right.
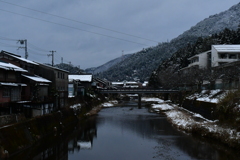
[{"x1": 216, "y1": 90, "x2": 240, "y2": 129}]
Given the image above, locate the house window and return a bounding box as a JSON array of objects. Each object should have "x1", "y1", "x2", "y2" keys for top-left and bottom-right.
[
  {"x1": 0, "y1": 72, "x2": 4, "y2": 79},
  {"x1": 58, "y1": 72, "x2": 60, "y2": 78},
  {"x1": 190, "y1": 57, "x2": 199, "y2": 64},
  {"x1": 229, "y1": 54, "x2": 237, "y2": 59},
  {"x1": 7, "y1": 72, "x2": 15, "y2": 80},
  {"x1": 219, "y1": 53, "x2": 227, "y2": 59},
  {"x1": 11, "y1": 87, "x2": 20, "y2": 101},
  {"x1": 2, "y1": 87, "x2": 10, "y2": 97}
]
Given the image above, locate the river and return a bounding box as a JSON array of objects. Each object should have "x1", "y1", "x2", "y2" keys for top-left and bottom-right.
[{"x1": 11, "y1": 101, "x2": 239, "y2": 160}]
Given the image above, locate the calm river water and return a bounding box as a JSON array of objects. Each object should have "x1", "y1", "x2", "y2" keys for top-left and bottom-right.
[{"x1": 11, "y1": 101, "x2": 239, "y2": 160}]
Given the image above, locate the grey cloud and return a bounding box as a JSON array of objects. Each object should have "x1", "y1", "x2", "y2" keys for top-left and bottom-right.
[{"x1": 0, "y1": 0, "x2": 239, "y2": 69}]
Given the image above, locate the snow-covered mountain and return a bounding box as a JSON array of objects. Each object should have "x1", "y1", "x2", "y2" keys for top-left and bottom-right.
[
  {"x1": 95, "y1": 2, "x2": 240, "y2": 82},
  {"x1": 85, "y1": 54, "x2": 131, "y2": 74},
  {"x1": 174, "y1": 2, "x2": 240, "y2": 41}
]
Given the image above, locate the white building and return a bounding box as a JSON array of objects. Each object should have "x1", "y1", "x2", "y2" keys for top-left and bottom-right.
[
  {"x1": 68, "y1": 74, "x2": 93, "y2": 97},
  {"x1": 188, "y1": 50, "x2": 211, "y2": 69},
  {"x1": 211, "y1": 45, "x2": 240, "y2": 67},
  {"x1": 112, "y1": 81, "x2": 140, "y2": 88}
]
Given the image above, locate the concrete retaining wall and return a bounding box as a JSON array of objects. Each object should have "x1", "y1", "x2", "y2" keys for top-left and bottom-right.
[{"x1": 182, "y1": 99, "x2": 217, "y2": 120}]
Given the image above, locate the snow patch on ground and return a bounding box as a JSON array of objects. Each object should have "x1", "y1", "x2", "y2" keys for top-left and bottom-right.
[
  {"x1": 152, "y1": 104, "x2": 174, "y2": 111},
  {"x1": 142, "y1": 97, "x2": 164, "y2": 103},
  {"x1": 186, "y1": 89, "x2": 227, "y2": 103},
  {"x1": 102, "y1": 103, "x2": 114, "y2": 107},
  {"x1": 102, "y1": 100, "x2": 118, "y2": 108},
  {"x1": 70, "y1": 103, "x2": 81, "y2": 109},
  {"x1": 165, "y1": 110, "x2": 199, "y2": 130}
]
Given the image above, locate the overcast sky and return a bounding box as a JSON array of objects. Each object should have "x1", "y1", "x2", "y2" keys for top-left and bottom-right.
[{"x1": 0, "y1": 0, "x2": 239, "y2": 69}]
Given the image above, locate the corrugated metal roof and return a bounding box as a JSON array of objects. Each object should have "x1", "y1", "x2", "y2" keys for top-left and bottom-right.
[
  {"x1": 213, "y1": 45, "x2": 240, "y2": 52},
  {"x1": 22, "y1": 74, "x2": 51, "y2": 83}
]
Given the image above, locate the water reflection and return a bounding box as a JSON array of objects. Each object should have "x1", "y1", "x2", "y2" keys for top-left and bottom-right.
[
  {"x1": 68, "y1": 117, "x2": 97, "y2": 153},
  {"x1": 9, "y1": 117, "x2": 97, "y2": 160},
  {"x1": 10, "y1": 102, "x2": 239, "y2": 160},
  {"x1": 70, "y1": 104, "x2": 238, "y2": 160},
  {"x1": 10, "y1": 133, "x2": 69, "y2": 160}
]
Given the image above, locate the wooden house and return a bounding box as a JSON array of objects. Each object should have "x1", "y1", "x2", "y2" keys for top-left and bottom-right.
[
  {"x1": 35, "y1": 63, "x2": 69, "y2": 110},
  {"x1": 0, "y1": 51, "x2": 54, "y2": 117},
  {"x1": 0, "y1": 60, "x2": 27, "y2": 114}
]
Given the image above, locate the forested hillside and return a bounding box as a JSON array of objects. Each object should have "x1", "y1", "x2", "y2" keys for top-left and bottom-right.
[
  {"x1": 149, "y1": 27, "x2": 240, "y2": 88},
  {"x1": 55, "y1": 63, "x2": 83, "y2": 74},
  {"x1": 97, "y1": 36, "x2": 198, "y2": 82},
  {"x1": 96, "y1": 2, "x2": 240, "y2": 82},
  {"x1": 85, "y1": 54, "x2": 131, "y2": 74}
]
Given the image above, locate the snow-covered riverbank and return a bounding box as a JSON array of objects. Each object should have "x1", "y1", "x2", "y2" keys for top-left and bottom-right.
[
  {"x1": 82, "y1": 100, "x2": 119, "y2": 116},
  {"x1": 142, "y1": 97, "x2": 240, "y2": 149}
]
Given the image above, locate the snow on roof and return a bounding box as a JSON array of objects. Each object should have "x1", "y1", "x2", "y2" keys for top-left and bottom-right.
[
  {"x1": 22, "y1": 74, "x2": 51, "y2": 83},
  {"x1": 0, "y1": 61, "x2": 27, "y2": 72},
  {"x1": 142, "y1": 81, "x2": 148, "y2": 87},
  {"x1": 4, "y1": 52, "x2": 39, "y2": 65},
  {"x1": 112, "y1": 82, "x2": 124, "y2": 85},
  {"x1": 212, "y1": 45, "x2": 240, "y2": 52},
  {"x1": 77, "y1": 141, "x2": 92, "y2": 149},
  {"x1": 69, "y1": 75, "x2": 92, "y2": 82},
  {"x1": 0, "y1": 82, "x2": 27, "y2": 86},
  {"x1": 126, "y1": 81, "x2": 138, "y2": 84},
  {"x1": 112, "y1": 81, "x2": 138, "y2": 85}
]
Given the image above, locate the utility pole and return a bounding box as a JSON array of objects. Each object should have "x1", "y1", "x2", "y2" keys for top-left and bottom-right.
[
  {"x1": 48, "y1": 50, "x2": 56, "y2": 66},
  {"x1": 18, "y1": 39, "x2": 28, "y2": 59},
  {"x1": 122, "y1": 50, "x2": 124, "y2": 61},
  {"x1": 61, "y1": 57, "x2": 63, "y2": 64},
  {"x1": 68, "y1": 61, "x2": 71, "y2": 71}
]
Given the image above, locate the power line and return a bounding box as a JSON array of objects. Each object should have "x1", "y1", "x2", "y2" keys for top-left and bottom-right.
[
  {"x1": 0, "y1": 8, "x2": 149, "y2": 46},
  {"x1": 28, "y1": 48, "x2": 48, "y2": 56},
  {"x1": 0, "y1": 0, "x2": 160, "y2": 43},
  {"x1": 28, "y1": 42, "x2": 49, "y2": 52},
  {"x1": 0, "y1": 41, "x2": 18, "y2": 48},
  {"x1": 0, "y1": 36, "x2": 18, "y2": 41},
  {"x1": 0, "y1": 36, "x2": 48, "y2": 54}
]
